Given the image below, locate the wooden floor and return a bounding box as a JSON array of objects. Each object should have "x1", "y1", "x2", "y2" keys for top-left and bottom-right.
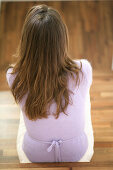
[{"x1": 0, "y1": 70, "x2": 113, "y2": 168}]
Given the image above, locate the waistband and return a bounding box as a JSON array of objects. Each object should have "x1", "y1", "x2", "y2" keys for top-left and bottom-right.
[{"x1": 26, "y1": 131, "x2": 85, "y2": 162}]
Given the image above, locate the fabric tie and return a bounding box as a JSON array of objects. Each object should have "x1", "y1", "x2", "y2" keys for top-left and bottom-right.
[{"x1": 47, "y1": 140, "x2": 63, "y2": 162}]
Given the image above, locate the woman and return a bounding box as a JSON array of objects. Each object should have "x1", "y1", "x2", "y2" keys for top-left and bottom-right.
[{"x1": 6, "y1": 4, "x2": 94, "y2": 163}]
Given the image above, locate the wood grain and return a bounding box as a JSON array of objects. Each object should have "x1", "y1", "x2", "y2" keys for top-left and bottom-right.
[
  {"x1": 0, "y1": 162, "x2": 113, "y2": 169},
  {"x1": 0, "y1": 1, "x2": 113, "y2": 71}
]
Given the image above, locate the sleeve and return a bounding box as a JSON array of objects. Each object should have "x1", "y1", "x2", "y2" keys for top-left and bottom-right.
[
  {"x1": 6, "y1": 67, "x2": 15, "y2": 88},
  {"x1": 73, "y1": 59, "x2": 93, "y2": 88},
  {"x1": 81, "y1": 59, "x2": 93, "y2": 87}
]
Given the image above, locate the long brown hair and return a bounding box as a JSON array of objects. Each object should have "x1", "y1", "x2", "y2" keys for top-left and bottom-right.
[{"x1": 6, "y1": 4, "x2": 83, "y2": 120}]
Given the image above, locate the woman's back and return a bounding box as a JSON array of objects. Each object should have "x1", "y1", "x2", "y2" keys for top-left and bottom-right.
[{"x1": 6, "y1": 59, "x2": 94, "y2": 162}]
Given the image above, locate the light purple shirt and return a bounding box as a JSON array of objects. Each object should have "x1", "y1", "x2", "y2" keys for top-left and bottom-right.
[{"x1": 6, "y1": 59, "x2": 92, "y2": 162}]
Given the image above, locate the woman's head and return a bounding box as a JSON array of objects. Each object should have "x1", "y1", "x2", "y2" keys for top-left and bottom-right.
[
  {"x1": 20, "y1": 4, "x2": 69, "y2": 76},
  {"x1": 7, "y1": 4, "x2": 83, "y2": 120}
]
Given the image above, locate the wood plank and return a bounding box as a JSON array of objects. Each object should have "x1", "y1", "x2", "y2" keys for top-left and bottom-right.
[
  {"x1": 1, "y1": 1, "x2": 113, "y2": 71},
  {"x1": 0, "y1": 162, "x2": 113, "y2": 169}
]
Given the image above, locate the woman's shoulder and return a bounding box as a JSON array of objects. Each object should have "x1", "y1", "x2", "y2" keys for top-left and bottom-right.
[
  {"x1": 6, "y1": 67, "x2": 13, "y2": 80},
  {"x1": 73, "y1": 59, "x2": 92, "y2": 70},
  {"x1": 6, "y1": 67, "x2": 16, "y2": 88},
  {"x1": 73, "y1": 59, "x2": 93, "y2": 87},
  {"x1": 6, "y1": 67, "x2": 13, "y2": 75}
]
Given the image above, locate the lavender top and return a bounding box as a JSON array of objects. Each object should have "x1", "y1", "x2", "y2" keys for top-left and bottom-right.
[{"x1": 6, "y1": 59, "x2": 92, "y2": 162}]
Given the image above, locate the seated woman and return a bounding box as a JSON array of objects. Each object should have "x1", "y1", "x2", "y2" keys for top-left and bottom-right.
[{"x1": 6, "y1": 4, "x2": 94, "y2": 163}]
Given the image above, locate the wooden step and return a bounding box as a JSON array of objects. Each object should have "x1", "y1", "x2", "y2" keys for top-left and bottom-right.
[{"x1": 0, "y1": 162, "x2": 113, "y2": 170}]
